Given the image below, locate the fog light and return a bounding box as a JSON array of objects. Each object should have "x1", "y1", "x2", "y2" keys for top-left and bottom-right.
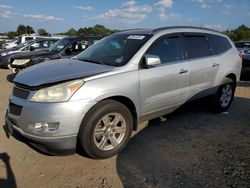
[{"x1": 28, "y1": 122, "x2": 59, "y2": 135}]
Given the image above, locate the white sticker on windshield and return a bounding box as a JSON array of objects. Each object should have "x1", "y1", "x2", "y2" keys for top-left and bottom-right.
[{"x1": 127, "y1": 35, "x2": 145, "y2": 40}]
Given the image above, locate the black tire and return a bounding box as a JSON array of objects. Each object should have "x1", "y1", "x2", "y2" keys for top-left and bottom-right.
[
  {"x1": 211, "y1": 79, "x2": 236, "y2": 112},
  {"x1": 78, "y1": 100, "x2": 133, "y2": 159}
]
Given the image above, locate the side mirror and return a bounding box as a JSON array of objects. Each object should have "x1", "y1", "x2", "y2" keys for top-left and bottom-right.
[{"x1": 144, "y1": 55, "x2": 161, "y2": 67}]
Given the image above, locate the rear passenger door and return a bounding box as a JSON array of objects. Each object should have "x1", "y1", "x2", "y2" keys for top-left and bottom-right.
[
  {"x1": 140, "y1": 34, "x2": 190, "y2": 117},
  {"x1": 184, "y1": 33, "x2": 220, "y2": 98}
]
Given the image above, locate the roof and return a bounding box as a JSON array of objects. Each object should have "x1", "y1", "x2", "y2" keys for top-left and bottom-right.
[
  {"x1": 33, "y1": 38, "x2": 58, "y2": 42},
  {"x1": 114, "y1": 26, "x2": 222, "y2": 35},
  {"x1": 65, "y1": 35, "x2": 102, "y2": 38},
  {"x1": 114, "y1": 29, "x2": 153, "y2": 35},
  {"x1": 152, "y1": 26, "x2": 222, "y2": 34}
]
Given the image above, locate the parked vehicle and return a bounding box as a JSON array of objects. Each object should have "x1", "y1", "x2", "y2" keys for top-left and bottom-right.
[
  {"x1": 16, "y1": 35, "x2": 57, "y2": 45},
  {"x1": 3, "y1": 39, "x2": 18, "y2": 49},
  {"x1": 0, "y1": 40, "x2": 6, "y2": 50},
  {"x1": 8, "y1": 36, "x2": 102, "y2": 73},
  {"x1": 234, "y1": 41, "x2": 250, "y2": 73},
  {"x1": 17, "y1": 35, "x2": 37, "y2": 44},
  {"x1": 0, "y1": 38, "x2": 58, "y2": 69},
  {"x1": 5, "y1": 27, "x2": 241, "y2": 159}
]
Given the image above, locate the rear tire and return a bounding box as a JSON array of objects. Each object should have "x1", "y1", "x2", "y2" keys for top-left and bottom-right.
[
  {"x1": 78, "y1": 100, "x2": 133, "y2": 159},
  {"x1": 211, "y1": 79, "x2": 236, "y2": 112}
]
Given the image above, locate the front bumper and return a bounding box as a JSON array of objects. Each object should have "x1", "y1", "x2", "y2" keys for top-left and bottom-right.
[
  {"x1": 5, "y1": 114, "x2": 77, "y2": 155},
  {"x1": 5, "y1": 94, "x2": 95, "y2": 155},
  {"x1": 8, "y1": 63, "x2": 28, "y2": 73},
  {"x1": 0, "y1": 56, "x2": 10, "y2": 69},
  {"x1": 8, "y1": 64, "x2": 17, "y2": 73}
]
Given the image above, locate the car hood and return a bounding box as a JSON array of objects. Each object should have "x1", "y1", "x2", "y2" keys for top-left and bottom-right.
[
  {"x1": 14, "y1": 59, "x2": 113, "y2": 87},
  {"x1": 10, "y1": 49, "x2": 53, "y2": 59},
  {"x1": 0, "y1": 48, "x2": 16, "y2": 54}
]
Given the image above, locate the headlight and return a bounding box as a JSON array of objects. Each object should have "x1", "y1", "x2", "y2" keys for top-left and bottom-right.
[
  {"x1": 12, "y1": 59, "x2": 30, "y2": 65},
  {"x1": 1, "y1": 52, "x2": 7, "y2": 56},
  {"x1": 30, "y1": 79, "x2": 84, "y2": 103}
]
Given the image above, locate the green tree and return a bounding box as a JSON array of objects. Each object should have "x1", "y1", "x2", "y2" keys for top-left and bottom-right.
[
  {"x1": 224, "y1": 25, "x2": 250, "y2": 41},
  {"x1": 38, "y1": 28, "x2": 49, "y2": 36},
  {"x1": 233, "y1": 25, "x2": 250, "y2": 41},
  {"x1": 77, "y1": 24, "x2": 118, "y2": 36},
  {"x1": 17, "y1": 24, "x2": 27, "y2": 35},
  {"x1": 66, "y1": 28, "x2": 77, "y2": 36},
  {"x1": 7, "y1": 31, "x2": 17, "y2": 39},
  {"x1": 26, "y1": 25, "x2": 35, "y2": 34},
  {"x1": 16, "y1": 24, "x2": 35, "y2": 35}
]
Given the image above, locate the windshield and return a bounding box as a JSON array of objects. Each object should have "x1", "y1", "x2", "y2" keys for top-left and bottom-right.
[
  {"x1": 50, "y1": 38, "x2": 71, "y2": 52},
  {"x1": 7, "y1": 39, "x2": 16, "y2": 44},
  {"x1": 76, "y1": 34, "x2": 151, "y2": 66}
]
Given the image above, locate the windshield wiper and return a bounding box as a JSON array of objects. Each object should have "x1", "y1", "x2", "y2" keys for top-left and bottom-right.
[{"x1": 80, "y1": 59, "x2": 104, "y2": 65}]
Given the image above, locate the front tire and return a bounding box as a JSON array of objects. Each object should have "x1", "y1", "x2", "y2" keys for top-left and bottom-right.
[
  {"x1": 212, "y1": 80, "x2": 236, "y2": 112},
  {"x1": 79, "y1": 100, "x2": 133, "y2": 159}
]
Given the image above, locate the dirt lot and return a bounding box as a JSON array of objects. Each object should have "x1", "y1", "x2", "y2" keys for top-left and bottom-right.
[{"x1": 0, "y1": 69, "x2": 250, "y2": 188}]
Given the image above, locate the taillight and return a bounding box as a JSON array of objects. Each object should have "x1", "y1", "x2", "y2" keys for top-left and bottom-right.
[{"x1": 239, "y1": 52, "x2": 243, "y2": 60}]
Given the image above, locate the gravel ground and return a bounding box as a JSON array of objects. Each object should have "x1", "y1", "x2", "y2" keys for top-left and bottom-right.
[{"x1": 0, "y1": 69, "x2": 249, "y2": 188}]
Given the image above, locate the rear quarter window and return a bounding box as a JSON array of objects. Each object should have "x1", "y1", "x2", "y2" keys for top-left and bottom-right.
[{"x1": 208, "y1": 35, "x2": 232, "y2": 55}]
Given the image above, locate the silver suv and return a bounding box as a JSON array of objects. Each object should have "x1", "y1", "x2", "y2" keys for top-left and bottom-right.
[{"x1": 5, "y1": 27, "x2": 242, "y2": 158}]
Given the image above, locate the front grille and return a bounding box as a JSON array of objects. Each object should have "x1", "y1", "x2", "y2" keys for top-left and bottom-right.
[
  {"x1": 9, "y1": 103, "x2": 22, "y2": 116},
  {"x1": 13, "y1": 87, "x2": 30, "y2": 99}
]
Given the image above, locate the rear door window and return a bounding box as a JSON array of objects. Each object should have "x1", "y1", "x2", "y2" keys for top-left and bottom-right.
[{"x1": 185, "y1": 35, "x2": 211, "y2": 59}]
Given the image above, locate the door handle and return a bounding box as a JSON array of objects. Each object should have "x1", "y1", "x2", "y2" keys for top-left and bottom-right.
[
  {"x1": 179, "y1": 69, "x2": 188, "y2": 74},
  {"x1": 212, "y1": 63, "x2": 219, "y2": 67}
]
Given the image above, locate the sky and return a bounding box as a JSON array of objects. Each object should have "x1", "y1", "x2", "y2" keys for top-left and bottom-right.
[{"x1": 0, "y1": 0, "x2": 249, "y2": 34}]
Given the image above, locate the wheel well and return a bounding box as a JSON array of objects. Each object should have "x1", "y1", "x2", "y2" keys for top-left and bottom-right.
[
  {"x1": 225, "y1": 73, "x2": 236, "y2": 84},
  {"x1": 103, "y1": 96, "x2": 138, "y2": 131}
]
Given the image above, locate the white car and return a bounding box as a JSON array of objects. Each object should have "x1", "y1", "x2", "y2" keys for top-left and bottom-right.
[
  {"x1": 6, "y1": 26, "x2": 242, "y2": 159},
  {"x1": 3, "y1": 39, "x2": 18, "y2": 49}
]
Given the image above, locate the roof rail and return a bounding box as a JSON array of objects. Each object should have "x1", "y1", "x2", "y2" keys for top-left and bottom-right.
[{"x1": 153, "y1": 26, "x2": 222, "y2": 34}]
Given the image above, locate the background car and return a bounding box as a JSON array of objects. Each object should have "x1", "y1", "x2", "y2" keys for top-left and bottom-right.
[
  {"x1": 2, "y1": 39, "x2": 18, "y2": 49},
  {"x1": 16, "y1": 35, "x2": 61, "y2": 44},
  {"x1": 8, "y1": 36, "x2": 102, "y2": 73},
  {"x1": 234, "y1": 41, "x2": 250, "y2": 73},
  {"x1": 0, "y1": 40, "x2": 6, "y2": 50},
  {"x1": 0, "y1": 38, "x2": 58, "y2": 69}
]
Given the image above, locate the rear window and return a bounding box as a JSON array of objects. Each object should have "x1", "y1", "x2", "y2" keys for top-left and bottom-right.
[
  {"x1": 208, "y1": 35, "x2": 232, "y2": 54},
  {"x1": 25, "y1": 37, "x2": 34, "y2": 41},
  {"x1": 185, "y1": 35, "x2": 211, "y2": 59}
]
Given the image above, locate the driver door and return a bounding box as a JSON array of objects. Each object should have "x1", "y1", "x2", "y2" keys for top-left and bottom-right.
[{"x1": 140, "y1": 34, "x2": 190, "y2": 118}]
